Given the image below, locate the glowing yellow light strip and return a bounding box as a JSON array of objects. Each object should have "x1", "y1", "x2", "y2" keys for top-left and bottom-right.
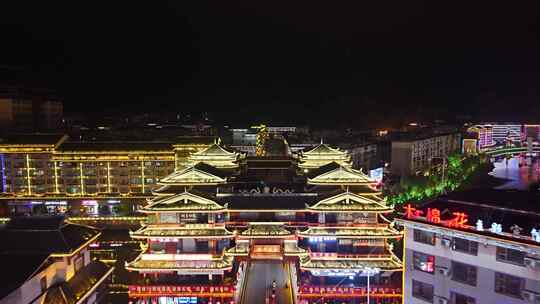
[
  {"x1": 402, "y1": 226, "x2": 406, "y2": 304},
  {"x1": 79, "y1": 163, "x2": 85, "y2": 195},
  {"x1": 107, "y1": 162, "x2": 112, "y2": 193},
  {"x1": 54, "y1": 161, "x2": 60, "y2": 193},
  {"x1": 25, "y1": 154, "x2": 31, "y2": 195},
  {"x1": 141, "y1": 160, "x2": 145, "y2": 193}
]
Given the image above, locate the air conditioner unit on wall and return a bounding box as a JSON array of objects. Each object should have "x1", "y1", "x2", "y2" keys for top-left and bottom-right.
[
  {"x1": 437, "y1": 267, "x2": 450, "y2": 276},
  {"x1": 525, "y1": 257, "x2": 540, "y2": 269},
  {"x1": 436, "y1": 296, "x2": 449, "y2": 304},
  {"x1": 441, "y1": 238, "x2": 451, "y2": 247},
  {"x1": 521, "y1": 290, "x2": 540, "y2": 303}
]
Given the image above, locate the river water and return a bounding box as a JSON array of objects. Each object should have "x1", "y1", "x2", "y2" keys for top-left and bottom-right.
[{"x1": 490, "y1": 156, "x2": 540, "y2": 190}]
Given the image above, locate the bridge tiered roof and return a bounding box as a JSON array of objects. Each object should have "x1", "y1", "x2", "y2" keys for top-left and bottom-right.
[
  {"x1": 307, "y1": 191, "x2": 392, "y2": 213},
  {"x1": 307, "y1": 164, "x2": 375, "y2": 186},
  {"x1": 187, "y1": 143, "x2": 244, "y2": 169},
  {"x1": 298, "y1": 143, "x2": 351, "y2": 169},
  {"x1": 141, "y1": 191, "x2": 226, "y2": 213},
  {"x1": 157, "y1": 163, "x2": 228, "y2": 186}
]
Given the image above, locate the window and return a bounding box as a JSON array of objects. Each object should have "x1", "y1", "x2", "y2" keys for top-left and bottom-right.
[
  {"x1": 412, "y1": 280, "x2": 434, "y2": 303},
  {"x1": 494, "y1": 272, "x2": 524, "y2": 299},
  {"x1": 413, "y1": 251, "x2": 435, "y2": 274},
  {"x1": 40, "y1": 276, "x2": 47, "y2": 292},
  {"x1": 74, "y1": 256, "x2": 84, "y2": 272},
  {"x1": 413, "y1": 229, "x2": 435, "y2": 245},
  {"x1": 452, "y1": 237, "x2": 478, "y2": 255},
  {"x1": 451, "y1": 261, "x2": 477, "y2": 286},
  {"x1": 451, "y1": 292, "x2": 475, "y2": 304},
  {"x1": 496, "y1": 247, "x2": 525, "y2": 266}
]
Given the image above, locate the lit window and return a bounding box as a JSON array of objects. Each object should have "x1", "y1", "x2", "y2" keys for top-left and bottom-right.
[{"x1": 413, "y1": 251, "x2": 435, "y2": 274}]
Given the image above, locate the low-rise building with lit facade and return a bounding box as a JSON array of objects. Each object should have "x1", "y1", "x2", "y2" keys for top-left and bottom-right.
[
  {"x1": 126, "y1": 140, "x2": 403, "y2": 304},
  {"x1": 397, "y1": 190, "x2": 540, "y2": 304},
  {"x1": 0, "y1": 216, "x2": 114, "y2": 304},
  {"x1": 391, "y1": 131, "x2": 461, "y2": 176},
  {"x1": 0, "y1": 134, "x2": 215, "y2": 216},
  {"x1": 463, "y1": 125, "x2": 495, "y2": 155}
]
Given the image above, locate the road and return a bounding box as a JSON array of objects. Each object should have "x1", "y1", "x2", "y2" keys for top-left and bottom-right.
[{"x1": 241, "y1": 261, "x2": 294, "y2": 304}]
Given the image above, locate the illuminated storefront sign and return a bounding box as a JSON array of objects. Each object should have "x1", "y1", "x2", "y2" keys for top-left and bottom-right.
[
  {"x1": 404, "y1": 204, "x2": 468, "y2": 228},
  {"x1": 129, "y1": 285, "x2": 235, "y2": 299},
  {"x1": 141, "y1": 253, "x2": 214, "y2": 261},
  {"x1": 369, "y1": 167, "x2": 383, "y2": 182},
  {"x1": 299, "y1": 284, "x2": 401, "y2": 298},
  {"x1": 309, "y1": 237, "x2": 336, "y2": 242},
  {"x1": 403, "y1": 204, "x2": 540, "y2": 243}
]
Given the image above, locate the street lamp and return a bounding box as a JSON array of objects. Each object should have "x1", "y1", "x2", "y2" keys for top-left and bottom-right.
[{"x1": 362, "y1": 267, "x2": 380, "y2": 304}]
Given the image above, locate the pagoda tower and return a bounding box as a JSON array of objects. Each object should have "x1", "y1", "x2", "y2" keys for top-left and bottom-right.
[
  {"x1": 297, "y1": 141, "x2": 352, "y2": 171},
  {"x1": 297, "y1": 162, "x2": 403, "y2": 302},
  {"x1": 126, "y1": 162, "x2": 240, "y2": 304},
  {"x1": 187, "y1": 142, "x2": 244, "y2": 169}
]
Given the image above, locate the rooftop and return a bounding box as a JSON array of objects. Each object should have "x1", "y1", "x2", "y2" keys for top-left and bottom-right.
[
  {"x1": 399, "y1": 189, "x2": 540, "y2": 246},
  {"x1": 57, "y1": 141, "x2": 174, "y2": 152},
  {"x1": 0, "y1": 216, "x2": 100, "y2": 255},
  {"x1": 0, "y1": 133, "x2": 67, "y2": 146},
  {"x1": 0, "y1": 253, "x2": 50, "y2": 299},
  {"x1": 44, "y1": 261, "x2": 112, "y2": 304}
]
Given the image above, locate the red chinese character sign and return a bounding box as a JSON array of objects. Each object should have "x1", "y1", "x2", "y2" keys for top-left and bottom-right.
[
  {"x1": 426, "y1": 208, "x2": 441, "y2": 224},
  {"x1": 403, "y1": 204, "x2": 468, "y2": 228},
  {"x1": 447, "y1": 212, "x2": 468, "y2": 228}
]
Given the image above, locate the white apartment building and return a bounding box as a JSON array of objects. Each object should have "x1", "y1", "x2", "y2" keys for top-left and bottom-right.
[
  {"x1": 397, "y1": 194, "x2": 540, "y2": 304},
  {"x1": 391, "y1": 132, "x2": 461, "y2": 176}
]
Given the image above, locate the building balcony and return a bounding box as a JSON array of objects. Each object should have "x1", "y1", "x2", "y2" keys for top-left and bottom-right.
[
  {"x1": 298, "y1": 226, "x2": 403, "y2": 239},
  {"x1": 126, "y1": 253, "x2": 234, "y2": 274},
  {"x1": 299, "y1": 253, "x2": 403, "y2": 273},
  {"x1": 238, "y1": 223, "x2": 294, "y2": 239},
  {"x1": 131, "y1": 225, "x2": 235, "y2": 240}
]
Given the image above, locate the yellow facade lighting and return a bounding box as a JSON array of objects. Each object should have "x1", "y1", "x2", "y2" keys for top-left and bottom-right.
[
  {"x1": 141, "y1": 160, "x2": 145, "y2": 194},
  {"x1": 53, "y1": 161, "x2": 60, "y2": 193},
  {"x1": 79, "y1": 162, "x2": 85, "y2": 195},
  {"x1": 25, "y1": 154, "x2": 32, "y2": 195},
  {"x1": 107, "y1": 162, "x2": 112, "y2": 193}
]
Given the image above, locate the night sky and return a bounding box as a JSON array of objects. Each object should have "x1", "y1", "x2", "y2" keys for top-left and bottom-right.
[{"x1": 1, "y1": 1, "x2": 539, "y2": 126}]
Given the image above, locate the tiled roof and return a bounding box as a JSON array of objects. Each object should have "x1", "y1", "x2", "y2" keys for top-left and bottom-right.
[
  {"x1": 0, "y1": 253, "x2": 50, "y2": 299},
  {"x1": 0, "y1": 216, "x2": 99, "y2": 255},
  {"x1": 44, "y1": 261, "x2": 112, "y2": 304}
]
